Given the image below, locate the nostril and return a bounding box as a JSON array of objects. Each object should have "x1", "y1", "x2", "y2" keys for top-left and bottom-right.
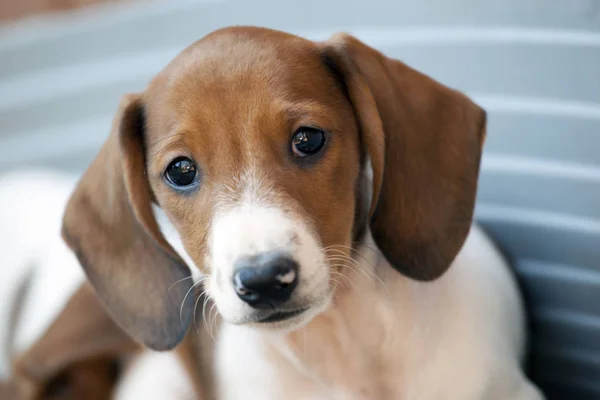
[
  {"x1": 233, "y1": 277, "x2": 261, "y2": 305},
  {"x1": 233, "y1": 272, "x2": 256, "y2": 296},
  {"x1": 235, "y1": 285, "x2": 250, "y2": 296},
  {"x1": 275, "y1": 269, "x2": 297, "y2": 287}
]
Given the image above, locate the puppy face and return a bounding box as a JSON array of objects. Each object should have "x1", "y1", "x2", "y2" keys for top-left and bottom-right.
[
  {"x1": 63, "y1": 26, "x2": 485, "y2": 350},
  {"x1": 145, "y1": 30, "x2": 361, "y2": 328}
]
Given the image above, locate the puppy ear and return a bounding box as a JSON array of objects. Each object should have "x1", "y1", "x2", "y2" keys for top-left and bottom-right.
[
  {"x1": 322, "y1": 34, "x2": 486, "y2": 281},
  {"x1": 62, "y1": 94, "x2": 194, "y2": 350}
]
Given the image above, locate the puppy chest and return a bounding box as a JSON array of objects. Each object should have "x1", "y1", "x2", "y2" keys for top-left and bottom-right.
[{"x1": 214, "y1": 320, "x2": 402, "y2": 399}]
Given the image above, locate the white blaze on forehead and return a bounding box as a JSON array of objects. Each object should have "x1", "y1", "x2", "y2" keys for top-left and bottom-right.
[
  {"x1": 208, "y1": 197, "x2": 301, "y2": 315},
  {"x1": 206, "y1": 168, "x2": 331, "y2": 324},
  {"x1": 210, "y1": 168, "x2": 295, "y2": 269},
  {"x1": 210, "y1": 205, "x2": 297, "y2": 269}
]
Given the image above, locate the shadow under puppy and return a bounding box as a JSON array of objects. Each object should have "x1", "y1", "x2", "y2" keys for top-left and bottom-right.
[{"x1": 62, "y1": 27, "x2": 545, "y2": 399}]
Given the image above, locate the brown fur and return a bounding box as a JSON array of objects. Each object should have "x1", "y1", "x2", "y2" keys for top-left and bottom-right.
[
  {"x1": 0, "y1": 284, "x2": 139, "y2": 400},
  {"x1": 322, "y1": 33, "x2": 486, "y2": 280},
  {"x1": 62, "y1": 95, "x2": 195, "y2": 351}
]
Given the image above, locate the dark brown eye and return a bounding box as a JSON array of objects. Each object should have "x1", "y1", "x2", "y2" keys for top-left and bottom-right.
[
  {"x1": 165, "y1": 157, "x2": 198, "y2": 187},
  {"x1": 291, "y1": 127, "x2": 326, "y2": 157}
]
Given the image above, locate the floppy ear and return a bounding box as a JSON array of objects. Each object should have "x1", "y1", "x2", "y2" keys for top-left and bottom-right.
[
  {"x1": 7, "y1": 284, "x2": 139, "y2": 400},
  {"x1": 322, "y1": 34, "x2": 486, "y2": 281},
  {"x1": 62, "y1": 94, "x2": 194, "y2": 350}
]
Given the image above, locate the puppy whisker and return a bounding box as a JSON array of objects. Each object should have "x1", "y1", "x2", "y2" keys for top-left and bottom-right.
[
  {"x1": 328, "y1": 277, "x2": 344, "y2": 290},
  {"x1": 328, "y1": 268, "x2": 359, "y2": 292},
  {"x1": 180, "y1": 276, "x2": 210, "y2": 327},
  {"x1": 193, "y1": 283, "x2": 211, "y2": 336},
  {"x1": 208, "y1": 302, "x2": 219, "y2": 341},
  {"x1": 168, "y1": 276, "x2": 194, "y2": 293},
  {"x1": 325, "y1": 243, "x2": 382, "y2": 271},
  {"x1": 193, "y1": 294, "x2": 204, "y2": 335},
  {"x1": 201, "y1": 291, "x2": 211, "y2": 337},
  {"x1": 324, "y1": 243, "x2": 380, "y2": 255},
  {"x1": 326, "y1": 254, "x2": 375, "y2": 284},
  {"x1": 329, "y1": 277, "x2": 352, "y2": 293},
  {"x1": 325, "y1": 249, "x2": 389, "y2": 295},
  {"x1": 325, "y1": 244, "x2": 379, "y2": 266}
]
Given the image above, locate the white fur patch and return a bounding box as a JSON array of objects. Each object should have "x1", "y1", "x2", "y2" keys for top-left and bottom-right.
[
  {"x1": 207, "y1": 179, "x2": 330, "y2": 326},
  {"x1": 113, "y1": 350, "x2": 195, "y2": 400},
  {"x1": 152, "y1": 204, "x2": 203, "y2": 282},
  {"x1": 215, "y1": 323, "x2": 283, "y2": 399},
  {"x1": 212, "y1": 225, "x2": 544, "y2": 399}
]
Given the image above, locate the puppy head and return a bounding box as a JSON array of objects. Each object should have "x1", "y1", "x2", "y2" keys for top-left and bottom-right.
[{"x1": 62, "y1": 27, "x2": 485, "y2": 350}]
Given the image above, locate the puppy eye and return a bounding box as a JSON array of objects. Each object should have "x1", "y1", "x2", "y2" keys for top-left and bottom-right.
[
  {"x1": 165, "y1": 157, "x2": 198, "y2": 187},
  {"x1": 291, "y1": 127, "x2": 326, "y2": 157}
]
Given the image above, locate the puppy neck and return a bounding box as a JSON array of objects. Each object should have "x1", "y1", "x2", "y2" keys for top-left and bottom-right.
[{"x1": 264, "y1": 234, "x2": 399, "y2": 398}]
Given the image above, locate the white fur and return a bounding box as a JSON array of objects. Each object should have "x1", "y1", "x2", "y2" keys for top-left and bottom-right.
[
  {"x1": 113, "y1": 350, "x2": 195, "y2": 400},
  {"x1": 211, "y1": 226, "x2": 544, "y2": 400},
  {"x1": 206, "y1": 176, "x2": 330, "y2": 328},
  {"x1": 0, "y1": 170, "x2": 84, "y2": 376},
  {"x1": 152, "y1": 169, "x2": 542, "y2": 399},
  {"x1": 0, "y1": 168, "x2": 543, "y2": 399}
]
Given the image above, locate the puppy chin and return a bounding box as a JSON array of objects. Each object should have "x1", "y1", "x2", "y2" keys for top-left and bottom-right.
[
  {"x1": 216, "y1": 292, "x2": 332, "y2": 334},
  {"x1": 248, "y1": 297, "x2": 331, "y2": 334}
]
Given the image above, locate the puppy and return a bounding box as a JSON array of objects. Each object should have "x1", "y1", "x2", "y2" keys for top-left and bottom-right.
[{"x1": 62, "y1": 27, "x2": 544, "y2": 399}]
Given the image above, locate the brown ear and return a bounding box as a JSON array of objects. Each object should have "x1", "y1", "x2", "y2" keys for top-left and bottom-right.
[
  {"x1": 322, "y1": 34, "x2": 486, "y2": 281},
  {"x1": 62, "y1": 94, "x2": 194, "y2": 350},
  {"x1": 7, "y1": 284, "x2": 139, "y2": 400}
]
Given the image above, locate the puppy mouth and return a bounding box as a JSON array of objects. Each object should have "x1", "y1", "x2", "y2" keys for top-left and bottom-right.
[{"x1": 255, "y1": 308, "x2": 308, "y2": 323}]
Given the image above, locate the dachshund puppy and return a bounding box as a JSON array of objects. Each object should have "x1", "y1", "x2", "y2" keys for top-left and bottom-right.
[{"x1": 62, "y1": 27, "x2": 544, "y2": 399}]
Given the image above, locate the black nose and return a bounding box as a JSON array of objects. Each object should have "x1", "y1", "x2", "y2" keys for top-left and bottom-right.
[{"x1": 233, "y1": 253, "x2": 299, "y2": 309}]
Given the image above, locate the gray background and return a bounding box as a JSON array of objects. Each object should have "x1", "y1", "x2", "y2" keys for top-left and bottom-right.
[{"x1": 1, "y1": 0, "x2": 599, "y2": 398}]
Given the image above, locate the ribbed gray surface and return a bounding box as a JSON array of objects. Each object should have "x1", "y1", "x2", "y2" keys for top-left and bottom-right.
[{"x1": 1, "y1": 1, "x2": 599, "y2": 398}]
